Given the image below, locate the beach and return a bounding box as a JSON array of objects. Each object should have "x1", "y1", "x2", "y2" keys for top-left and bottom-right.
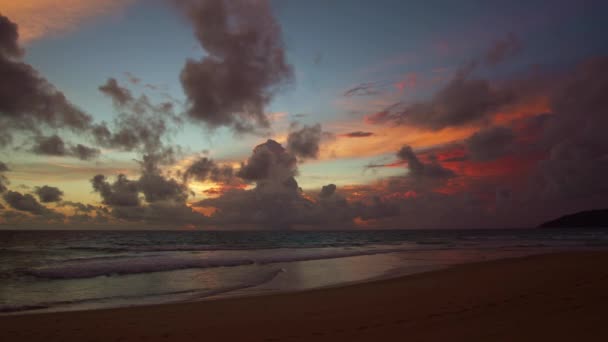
[{"x1": 1, "y1": 251, "x2": 607, "y2": 341}]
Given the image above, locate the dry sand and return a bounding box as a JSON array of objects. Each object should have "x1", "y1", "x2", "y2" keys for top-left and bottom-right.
[{"x1": 1, "y1": 251, "x2": 607, "y2": 341}]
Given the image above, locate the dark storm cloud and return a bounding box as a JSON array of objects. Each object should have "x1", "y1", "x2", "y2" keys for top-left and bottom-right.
[
  {"x1": 34, "y1": 185, "x2": 64, "y2": 203},
  {"x1": 365, "y1": 34, "x2": 531, "y2": 131},
  {"x1": 341, "y1": 131, "x2": 374, "y2": 138},
  {"x1": 0, "y1": 15, "x2": 94, "y2": 146},
  {"x1": 466, "y1": 126, "x2": 515, "y2": 161},
  {"x1": 183, "y1": 157, "x2": 235, "y2": 183},
  {"x1": 286, "y1": 123, "x2": 323, "y2": 159},
  {"x1": 31, "y1": 135, "x2": 101, "y2": 160},
  {"x1": 367, "y1": 78, "x2": 515, "y2": 130},
  {"x1": 173, "y1": 0, "x2": 293, "y2": 133},
  {"x1": 355, "y1": 196, "x2": 400, "y2": 221},
  {"x1": 397, "y1": 146, "x2": 455, "y2": 179},
  {"x1": 237, "y1": 139, "x2": 297, "y2": 182},
  {"x1": 320, "y1": 184, "x2": 337, "y2": 198},
  {"x1": 91, "y1": 153, "x2": 205, "y2": 224},
  {"x1": 3, "y1": 190, "x2": 62, "y2": 218},
  {"x1": 92, "y1": 174, "x2": 140, "y2": 207},
  {"x1": 0, "y1": 14, "x2": 22, "y2": 58},
  {"x1": 137, "y1": 154, "x2": 189, "y2": 204},
  {"x1": 196, "y1": 140, "x2": 360, "y2": 229},
  {"x1": 485, "y1": 33, "x2": 522, "y2": 66},
  {"x1": 532, "y1": 57, "x2": 608, "y2": 200}
]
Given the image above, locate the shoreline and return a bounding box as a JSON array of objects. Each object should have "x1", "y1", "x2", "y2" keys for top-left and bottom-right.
[{"x1": 2, "y1": 250, "x2": 608, "y2": 341}]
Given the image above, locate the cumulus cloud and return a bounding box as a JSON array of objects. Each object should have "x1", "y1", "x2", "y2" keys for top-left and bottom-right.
[
  {"x1": 320, "y1": 184, "x2": 337, "y2": 198},
  {"x1": 91, "y1": 152, "x2": 205, "y2": 224},
  {"x1": 92, "y1": 174, "x2": 140, "y2": 208},
  {"x1": 173, "y1": 0, "x2": 293, "y2": 133},
  {"x1": 183, "y1": 157, "x2": 235, "y2": 183},
  {"x1": 286, "y1": 123, "x2": 323, "y2": 159},
  {"x1": 34, "y1": 185, "x2": 64, "y2": 203},
  {"x1": 397, "y1": 145, "x2": 455, "y2": 179},
  {"x1": 237, "y1": 139, "x2": 297, "y2": 183},
  {"x1": 0, "y1": 14, "x2": 94, "y2": 147},
  {"x1": 31, "y1": 135, "x2": 101, "y2": 160},
  {"x1": 196, "y1": 140, "x2": 358, "y2": 228},
  {"x1": 3, "y1": 190, "x2": 62, "y2": 218}
]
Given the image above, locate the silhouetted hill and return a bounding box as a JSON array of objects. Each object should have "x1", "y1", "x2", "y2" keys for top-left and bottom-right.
[{"x1": 539, "y1": 209, "x2": 608, "y2": 228}]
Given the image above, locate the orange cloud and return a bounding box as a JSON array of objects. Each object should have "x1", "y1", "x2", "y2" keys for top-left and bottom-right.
[
  {"x1": 492, "y1": 95, "x2": 550, "y2": 125},
  {"x1": 322, "y1": 122, "x2": 476, "y2": 160},
  {"x1": 1, "y1": 0, "x2": 135, "y2": 43}
]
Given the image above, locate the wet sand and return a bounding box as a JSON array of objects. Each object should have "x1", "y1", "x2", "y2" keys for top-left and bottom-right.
[{"x1": 1, "y1": 251, "x2": 607, "y2": 341}]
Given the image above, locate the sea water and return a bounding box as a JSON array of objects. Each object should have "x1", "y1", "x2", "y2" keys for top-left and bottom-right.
[{"x1": 1, "y1": 228, "x2": 607, "y2": 314}]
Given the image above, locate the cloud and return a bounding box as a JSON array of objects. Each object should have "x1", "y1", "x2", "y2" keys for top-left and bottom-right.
[
  {"x1": 31, "y1": 135, "x2": 101, "y2": 160},
  {"x1": 237, "y1": 139, "x2": 297, "y2": 183},
  {"x1": 196, "y1": 140, "x2": 358, "y2": 228},
  {"x1": 0, "y1": 161, "x2": 8, "y2": 193},
  {"x1": 71, "y1": 144, "x2": 102, "y2": 160},
  {"x1": 343, "y1": 82, "x2": 381, "y2": 97},
  {"x1": 92, "y1": 174, "x2": 140, "y2": 208},
  {"x1": 182, "y1": 157, "x2": 235, "y2": 183},
  {"x1": 0, "y1": 14, "x2": 94, "y2": 147},
  {"x1": 34, "y1": 185, "x2": 64, "y2": 203},
  {"x1": 485, "y1": 33, "x2": 522, "y2": 66},
  {"x1": 531, "y1": 57, "x2": 608, "y2": 201},
  {"x1": 3, "y1": 190, "x2": 62, "y2": 217},
  {"x1": 99, "y1": 78, "x2": 133, "y2": 106},
  {"x1": 91, "y1": 153, "x2": 206, "y2": 224},
  {"x1": 1, "y1": 0, "x2": 134, "y2": 44},
  {"x1": 95, "y1": 78, "x2": 181, "y2": 155},
  {"x1": 59, "y1": 201, "x2": 97, "y2": 213},
  {"x1": 173, "y1": 0, "x2": 293, "y2": 133},
  {"x1": 364, "y1": 34, "x2": 531, "y2": 131},
  {"x1": 466, "y1": 126, "x2": 515, "y2": 161},
  {"x1": 397, "y1": 145, "x2": 455, "y2": 180},
  {"x1": 286, "y1": 123, "x2": 323, "y2": 159},
  {"x1": 366, "y1": 77, "x2": 516, "y2": 130},
  {"x1": 320, "y1": 184, "x2": 336, "y2": 198},
  {"x1": 340, "y1": 131, "x2": 375, "y2": 138}
]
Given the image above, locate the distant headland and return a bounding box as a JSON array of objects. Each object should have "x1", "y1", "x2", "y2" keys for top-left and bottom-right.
[{"x1": 539, "y1": 209, "x2": 608, "y2": 228}]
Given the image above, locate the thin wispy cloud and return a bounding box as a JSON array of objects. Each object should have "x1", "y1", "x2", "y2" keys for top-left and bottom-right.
[{"x1": 1, "y1": 0, "x2": 135, "y2": 43}]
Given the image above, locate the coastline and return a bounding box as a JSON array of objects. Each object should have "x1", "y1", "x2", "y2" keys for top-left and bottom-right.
[{"x1": 1, "y1": 250, "x2": 607, "y2": 341}]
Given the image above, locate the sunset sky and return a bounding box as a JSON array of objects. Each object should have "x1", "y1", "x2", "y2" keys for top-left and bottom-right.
[{"x1": 1, "y1": 0, "x2": 607, "y2": 229}]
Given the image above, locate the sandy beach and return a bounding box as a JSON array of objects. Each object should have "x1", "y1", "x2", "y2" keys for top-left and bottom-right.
[{"x1": 1, "y1": 251, "x2": 607, "y2": 341}]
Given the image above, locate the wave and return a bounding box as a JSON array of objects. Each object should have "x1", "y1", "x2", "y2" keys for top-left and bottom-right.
[
  {"x1": 0, "y1": 268, "x2": 284, "y2": 314},
  {"x1": 27, "y1": 246, "x2": 414, "y2": 279}
]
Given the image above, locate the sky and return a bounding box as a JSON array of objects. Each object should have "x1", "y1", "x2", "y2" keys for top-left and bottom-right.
[{"x1": 0, "y1": 0, "x2": 607, "y2": 229}]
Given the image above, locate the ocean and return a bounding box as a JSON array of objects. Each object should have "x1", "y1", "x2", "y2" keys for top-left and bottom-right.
[{"x1": 1, "y1": 228, "x2": 607, "y2": 314}]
